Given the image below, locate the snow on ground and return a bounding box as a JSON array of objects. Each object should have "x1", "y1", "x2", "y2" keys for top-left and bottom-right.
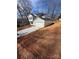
[{"x1": 17, "y1": 26, "x2": 41, "y2": 38}]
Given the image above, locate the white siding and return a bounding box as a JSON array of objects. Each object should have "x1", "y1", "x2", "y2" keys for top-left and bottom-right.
[{"x1": 33, "y1": 17, "x2": 45, "y2": 28}]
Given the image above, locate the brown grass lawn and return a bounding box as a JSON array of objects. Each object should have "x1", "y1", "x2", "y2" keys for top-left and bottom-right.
[{"x1": 17, "y1": 21, "x2": 61, "y2": 59}]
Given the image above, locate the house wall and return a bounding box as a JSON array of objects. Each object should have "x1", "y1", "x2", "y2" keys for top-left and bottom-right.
[{"x1": 33, "y1": 17, "x2": 45, "y2": 28}]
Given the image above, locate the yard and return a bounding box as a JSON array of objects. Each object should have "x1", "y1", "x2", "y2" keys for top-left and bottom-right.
[{"x1": 17, "y1": 20, "x2": 61, "y2": 59}]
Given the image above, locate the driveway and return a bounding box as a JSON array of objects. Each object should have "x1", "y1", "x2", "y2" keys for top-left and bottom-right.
[{"x1": 17, "y1": 26, "x2": 40, "y2": 37}]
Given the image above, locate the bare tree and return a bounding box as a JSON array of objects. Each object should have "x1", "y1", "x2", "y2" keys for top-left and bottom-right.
[
  {"x1": 17, "y1": 0, "x2": 32, "y2": 18},
  {"x1": 17, "y1": 0, "x2": 32, "y2": 27},
  {"x1": 47, "y1": 0, "x2": 61, "y2": 20},
  {"x1": 17, "y1": 4, "x2": 23, "y2": 19}
]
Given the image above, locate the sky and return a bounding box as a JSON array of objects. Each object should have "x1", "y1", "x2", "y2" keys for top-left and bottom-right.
[
  {"x1": 17, "y1": 0, "x2": 61, "y2": 17},
  {"x1": 30, "y1": 0, "x2": 61, "y2": 16}
]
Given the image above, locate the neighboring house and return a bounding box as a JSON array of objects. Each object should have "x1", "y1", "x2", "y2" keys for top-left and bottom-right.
[
  {"x1": 33, "y1": 16, "x2": 53, "y2": 28},
  {"x1": 28, "y1": 14, "x2": 53, "y2": 28},
  {"x1": 33, "y1": 17, "x2": 45, "y2": 28}
]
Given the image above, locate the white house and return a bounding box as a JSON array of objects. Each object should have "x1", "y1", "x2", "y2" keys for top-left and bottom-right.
[
  {"x1": 28, "y1": 14, "x2": 53, "y2": 28},
  {"x1": 33, "y1": 16, "x2": 54, "y2": 28},
  {"x1": 33, "y1": 17, "x2": 45, "y2": 28}
]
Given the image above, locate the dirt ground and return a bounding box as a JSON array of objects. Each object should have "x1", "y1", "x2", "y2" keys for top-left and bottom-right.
[{"x1": 17, "y1": 21, "x2": 61, "y2": 59}]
